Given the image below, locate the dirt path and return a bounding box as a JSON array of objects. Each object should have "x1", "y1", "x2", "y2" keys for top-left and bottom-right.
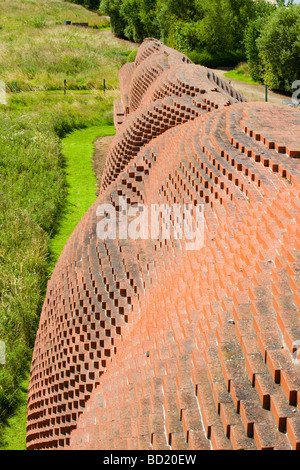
[
  {"x1": 211, "y1": 68, "x2": 294, "y2": 105},
  {"x1": 93, "y1": 134, "x2": 115, "y2": 194}
]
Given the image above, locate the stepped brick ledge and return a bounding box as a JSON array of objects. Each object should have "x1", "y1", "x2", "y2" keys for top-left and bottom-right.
[{"x1": 26, "y1": 38, "x2": 300, "y2": 450}]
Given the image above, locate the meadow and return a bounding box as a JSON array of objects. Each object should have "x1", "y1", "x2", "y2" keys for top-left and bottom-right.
[
  {"x1": 0, "y1": 0, "x2": 131, "y2": 92},
  {"x1": 0, "y1": 0, "x2": 136, "y2": 448}
]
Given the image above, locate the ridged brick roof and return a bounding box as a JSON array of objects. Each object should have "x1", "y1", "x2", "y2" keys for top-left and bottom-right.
[{"x1": 26, "y1": 38, "x2": 300, "y2": 450}]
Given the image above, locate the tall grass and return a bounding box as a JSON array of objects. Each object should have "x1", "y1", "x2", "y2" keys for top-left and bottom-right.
[
  {"x1": 0, "y1": 0, "x2": 135, "y2": 92},
  {"x1": 0, "y1": 109, "x2": 64, "y2": 425},
  {"x1": 0, "y1": 0, "x2": 136, "y2": 447}
]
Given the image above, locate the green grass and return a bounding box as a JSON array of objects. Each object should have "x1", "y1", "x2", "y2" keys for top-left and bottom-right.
[
  {"x1": 224, "y1": 63, "x2": 259, "y2": 85},
  {"x1": 49, "y1": 124, "x2": 116, "y2": 272},
  {"x1": 0, "y1": 376, "x2": 29, "y2": 450},
  {"x1": 44, "y1": 89, "x2": 93, "y2": 94}
]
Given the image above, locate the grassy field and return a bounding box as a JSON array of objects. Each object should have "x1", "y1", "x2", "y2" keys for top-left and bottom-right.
[
  {"x1": 0, "y1": 0, "x2": 132, "y2": 92},
  {"x1": 0, "y1": 0, "x2": 136, "y2": 449}
]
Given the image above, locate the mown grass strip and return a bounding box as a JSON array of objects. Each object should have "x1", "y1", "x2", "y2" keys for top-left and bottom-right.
[{"x1": 49, "y1": 124, "x2": 116, "y2": 272}]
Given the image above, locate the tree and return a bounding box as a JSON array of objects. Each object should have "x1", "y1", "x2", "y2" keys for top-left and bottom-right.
[
  {"x1": 100, "y1": 0, "x2": 126, "y2": 38},
  {"x1": 191, "y1": 0, "x2": 255, "y2": 54},
  {"x1": 244, "y1": 0, "x2": 277, "y2": 82},
  {"x1": 223, "y1": 0, "x2": 256, "y2": 51},
  {"x1": 257, "y1": 4, "x2": 300, "y2": 91},
  {"x1": 120, "y1": 0, "x2": 159, "y2": 42},
  {"x1": 139, "y1": 0, "x2": 160, "y2": 39},
  {"x1": 120, "y1": 0, "x2": 144, "y2": 42}
]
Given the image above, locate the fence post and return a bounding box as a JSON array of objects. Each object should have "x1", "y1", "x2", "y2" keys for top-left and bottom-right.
[
  {"x1": 0, "y1": 340, "x2": 5, "y2": 365},
  {"x1": 103, "y1": 79, "x2": 106, "y2": 94},
  {"x1": 265, "y1": 84, "x2": 268, "y2": 102},
  {"x1": 64, "y1": 79, "x2": 67, "y2": 95}
]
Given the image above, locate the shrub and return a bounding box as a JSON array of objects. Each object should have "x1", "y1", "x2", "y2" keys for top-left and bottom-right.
[
  {"x1": 126, "y1": 48, "x2": 138, "y2": 63},
  {"x1": 32, "y1": 16, "x2": 46, "y2": 28}
]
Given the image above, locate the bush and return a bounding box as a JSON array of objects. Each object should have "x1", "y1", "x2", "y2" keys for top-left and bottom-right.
[
  {"x1": 100, "y1": 0, "x2": 257, "y2": 69},
  {"x1": 244, "y1": 18, "x2": 265, "y2": 83},
  {"x1": 188, "y1": 49, "x2": 246, "y2": 69},
  {"x1": 126, "y1": 48, "x2": 138, "y2": 63},
  {"x1": 170, "y1": 19, "x2": 201, "y2": 53}
]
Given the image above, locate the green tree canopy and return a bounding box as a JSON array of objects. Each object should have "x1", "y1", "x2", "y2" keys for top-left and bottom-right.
[{"x1": 257, "y1": 4, "x2": 300, "y2": 91}]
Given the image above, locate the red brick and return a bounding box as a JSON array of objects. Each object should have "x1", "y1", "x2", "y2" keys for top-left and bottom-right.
[{"x1": 26, "y1": 38, "x2": 300, "y2": 452}]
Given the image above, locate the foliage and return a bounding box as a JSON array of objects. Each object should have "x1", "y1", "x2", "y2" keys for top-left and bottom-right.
[
  {"x1": 100, "y1": 0, "x2": 126, "y2": 37},
  {"x1": 244, "y1": 3, "x2": 300, "y2": 91},
  {"x1": 244, "y1": 0, "x2": 278, "y2": 83},
  {"x1": 99, "y1": 0, "x2": 259, "y2": 68},
  {"x1": 127, "y1": 48, "x2": 138, "y2": 63},
  {"x1": 257, "y1": 4, "x2": 300, "y2": 92}
]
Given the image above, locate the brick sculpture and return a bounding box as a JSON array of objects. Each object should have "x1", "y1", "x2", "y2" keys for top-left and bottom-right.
[{"x1": 26, "y1": 39, "x2": 300, "y2": 450}]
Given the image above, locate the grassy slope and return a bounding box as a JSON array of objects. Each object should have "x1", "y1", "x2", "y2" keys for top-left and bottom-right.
[
  {"x1": 0, "y1": 0, "x2": 136, "y2": 449},
  {"x1": 0, "y1": 0, "x2": 133, "y2": 92}
]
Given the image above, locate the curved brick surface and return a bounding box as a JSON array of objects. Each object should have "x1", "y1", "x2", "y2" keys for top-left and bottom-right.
[
  {"x1": 106, "y1": 44, "x2": 245, "y2": 194},
  {"x1": 26, "y1": 40, "x2": 300, "y2": 451},
  {"x1": 134, "y1": 38, "x2": 192, "y2": 69}
]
